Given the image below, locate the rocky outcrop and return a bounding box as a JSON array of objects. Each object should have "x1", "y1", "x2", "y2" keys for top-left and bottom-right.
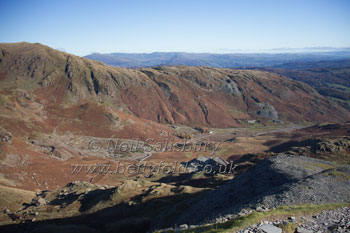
[
  {"x1": 314, "y1": 137, "x2": 350, "y2": 153},
  {"x1": 220, "y1": 79, "x2": 241, "y2": 96},
  {"x1": 255, "y1": 103, "x2": 278, "y2": 119},
  {"x1": 181, "y1": 156, "x2": 229, "y2": 173},
  {"x1": 0, "y1": 127, "x2": 12, "y2": 144},
  {"x1": 273, "y1": 137, "x2": 350, "y2": 155}
]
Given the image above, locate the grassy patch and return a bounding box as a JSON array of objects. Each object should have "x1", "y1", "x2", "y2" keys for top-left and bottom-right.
[
  {"x1": 277, "y1": 222, "x2": 297, "y2": 233},
  {"x1": 304, "y1": 162, "x2": 335, "y2": 170},
  {"x1": 320, "y1": 153, "x2": 350, "y2": 165},
  {"x1": 328, "y1": 83, "x2": 350, "y2": 92},
  {"x1": 0, "y1": 185, "x2": 35, "y2": 212},
  {"x1": 323, "y1": 170, "x2": 350, "y2": 180}
]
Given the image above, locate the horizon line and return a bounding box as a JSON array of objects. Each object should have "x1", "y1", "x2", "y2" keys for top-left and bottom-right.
[{"x1": 85, "y1": 47, "x2": 350, "y2": 56}]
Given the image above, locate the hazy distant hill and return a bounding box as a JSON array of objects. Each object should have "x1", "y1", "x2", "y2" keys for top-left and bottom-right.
[
  {"x1": 253, "y1": 59, "x2": 350, "y2": 110},
  {"x1": 85, "y1": 51, "x2": 350, "y2": 68}
]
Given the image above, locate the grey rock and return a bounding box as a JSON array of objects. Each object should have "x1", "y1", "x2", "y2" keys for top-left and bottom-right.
[
  {"x1": 0, "y1": 127, "x2": 12, "y2": 144},
  {"x1": 220, "y1": 80, "x2": 241, "y2": 96},
  {"x1": 34, "y1": 197, "x2": 46, "y2": 206},
  {"x1": 258, "y1": 224, "x2": 282, "y2": 233},
  {"x1": 296, "y1": 227, "x2": 313, "y2": 233},
  {"x1": 3, "y1": 208, "x2": 10, "y2": 214},
  {"x1": 255, "y1": 103, "x2": 278, "y2": 119}
]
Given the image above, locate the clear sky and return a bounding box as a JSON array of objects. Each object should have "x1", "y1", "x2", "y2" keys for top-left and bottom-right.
[{"x1": 0, "y1": 0, "x2": 349, "y2": 56}]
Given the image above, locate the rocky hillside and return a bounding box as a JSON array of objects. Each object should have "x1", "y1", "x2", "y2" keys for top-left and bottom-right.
[
  {"x1": 254, "y1": 59, "x2": 350, "y2": 110},
  {"x1": 1, "y1": 154, "x2": 348, "y2": 233},
  {"x1": 1, "y1": 42, "x2": 349, "y2": 128},
  {"x1": 157, "y1": 154, "x2": 350, "y2": 227}
]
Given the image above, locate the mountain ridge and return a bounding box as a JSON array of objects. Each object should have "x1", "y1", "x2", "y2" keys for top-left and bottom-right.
[
  {"x1": 1, "y1": 42, "x2": 349, "y2": 128},
  {"x1": 85, "y1": 50, "x2": 350, "y2": 68}
]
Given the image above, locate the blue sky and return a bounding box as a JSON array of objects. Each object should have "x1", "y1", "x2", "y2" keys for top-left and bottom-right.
[{"x1": 0, "y1": 0, "x2": 349, "y2": 56}]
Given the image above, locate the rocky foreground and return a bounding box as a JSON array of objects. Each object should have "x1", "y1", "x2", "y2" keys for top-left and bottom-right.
[
  {"x1": 155, "y1": 154, "x2": 350, "y2": 229},
  {"x1": 237, "y1": 206, "x2": 350, "y2": 233},
  {"x1": 0, "y1": 153, "x2": 349, "y2": 233}
]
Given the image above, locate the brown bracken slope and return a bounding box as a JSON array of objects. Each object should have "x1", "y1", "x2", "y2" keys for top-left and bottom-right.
[
  {"x1": 1, "y1": 43, "x2": 350, "y2": 232},
  {"x1": 1, "y1": 42, "x2": 349, "y2": 128}
]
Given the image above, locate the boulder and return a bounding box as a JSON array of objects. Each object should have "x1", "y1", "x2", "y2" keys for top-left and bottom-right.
[
  {"x1": 0, "y1": 127, "x2": 12, "y2": 144},
  {"x1": 258, "y1": 224, "x2": 282, "y2": 233}
]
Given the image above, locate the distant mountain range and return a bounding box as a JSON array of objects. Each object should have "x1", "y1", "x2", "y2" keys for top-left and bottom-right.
[
  {"x1": 250, "y1": 59, "x2": 350, "y2": 110},
  {"x1": 85, "y1": 50, "x2": 350, "y2": 68}
]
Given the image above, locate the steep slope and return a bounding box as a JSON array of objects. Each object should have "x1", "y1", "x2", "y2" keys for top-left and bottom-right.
[
  {"x1": 1, "y1": 42, "x2": 349, "y2": 128},
  {"x1": 157, "y1": 154, "x2": 350, "y2": 227}
]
